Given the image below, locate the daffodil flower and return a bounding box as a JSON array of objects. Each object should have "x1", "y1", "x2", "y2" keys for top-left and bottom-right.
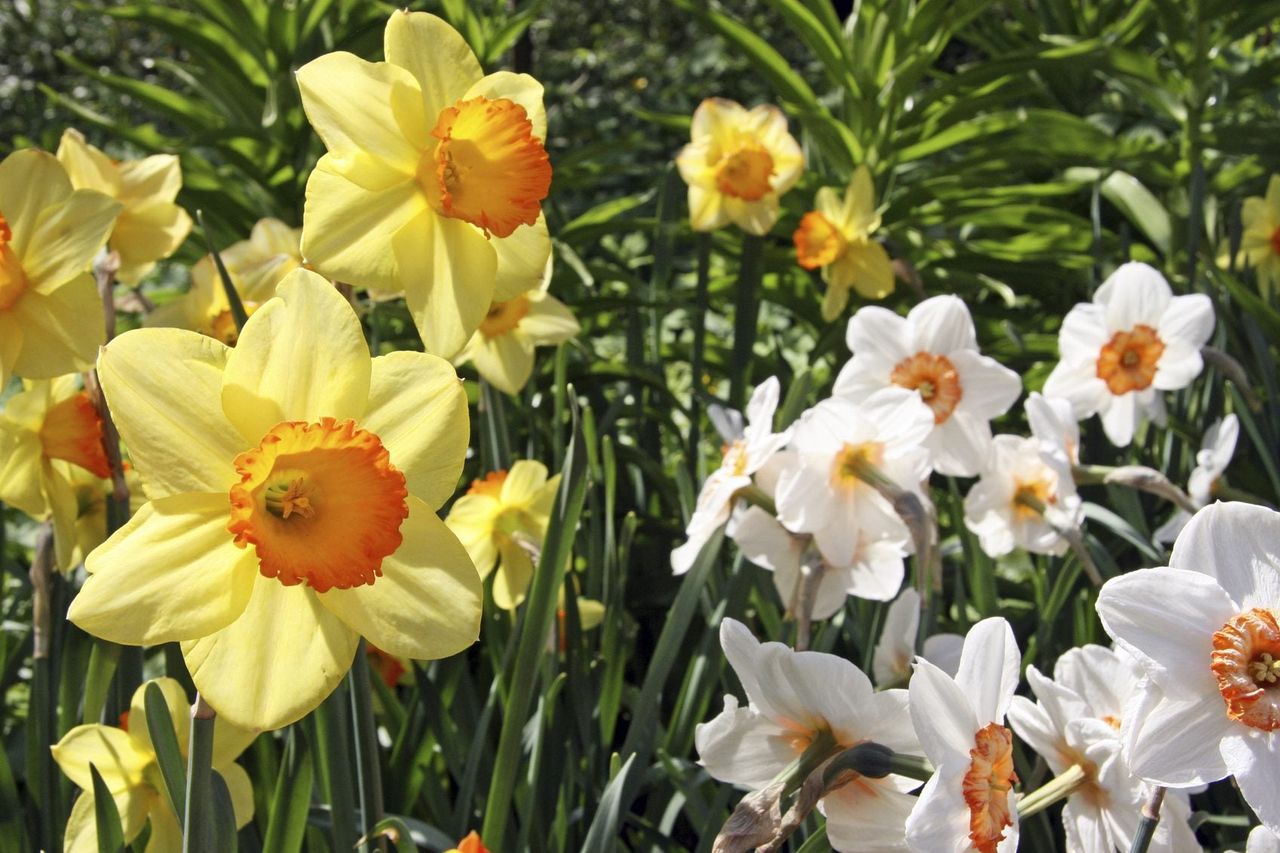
[
  {"x1": 0, "y1": 149, "x2": 120, "y2": 387},
  {"x1": 1043, "y1": 262, "x2": 1214, "y2": 447},
  {"x1": 0, "y1": 377, "x2": 112, "y2": 571},
  {"x1": 963, "y1": 434, "x2": 1083, "y2": 558},
  {"x1": 1238, "y1": 175, "x2": 1280, "y2": 298},
  {"x1": 148, "y1": 218, "x2": 303, "y2": 345},
  {"x1": 455, "y1": 281, "x2": 579, "y2": 395},
  {"x1": 1026, "y1": 392, "x2": 1081, "y2": 466},
  {"x1": 51, "y1": 677, "x2": 255, "y2": 853},
  {"x1": 675, "y1": 98, "x2": 803, "y2": 235},
  {"x1": 68, "y1": 270, "x2": 481, "y2": 732},
  {"x1": 871, "y1": 588, "x2": 962, "y2": 688},
  {"x1": 445, "y1": 459, "x2": 559, "y2": 610},
  {"x1": 1096, "y1": 502, "x2": 1280, "y2": 835},
  {"x1": 445, "y1": 831, "x2": 489, "y2": 853},
  {"x1": 793, "y1": 165, "x2": 894, "y2": 318},
  {"x1": 56, "y1": 128, "x2": 191, "y2": 285},
  {"x1": 296, "y1": 11, "x2": 553, "y2": 357},
  {"x1": 1154, "y1": 413, "x2": 1239, "y2": 544},
  {"x1": 906, "y1": 617, "x2": 1022, "y2": 853}
]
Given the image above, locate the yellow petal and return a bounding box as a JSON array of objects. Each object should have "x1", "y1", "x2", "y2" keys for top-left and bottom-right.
[
  {"x1": 301, "y1": 159, "x2": 425, "y2": 293},
  {"x1": 492, "y1": 538, "x2": 534, "y2": 610},
  {"x1": 383, "y1": 11, "x2": 483, "y2": 122},
  {"x1": 72, "y1": 493, "x2": 258, "y2": 644},
  {"x1": 219, "y1": 762, "x2": 256, "y2": 827},
  {"x1": 111, "y1": 199, "x2": 193, "y2": 285},
  {"x1": 691, "y1": 97, "x2": 747, "y2": 143},
  {"x1": 221, "y1": 269, "x2": 371, "y2": 443},
  {"x1": 821, "y1": 279, "x2": 850, "y2": 321},
  {"x1": 116, "y1": 153, "x2": 182, "y2": 203},
  {"x1": 182, "y1": 574, "x2": 360, "y2": 732},
  {"x1": 519, "y1": 292, "x2": 579, "y2": 343},
  {"x1": 500, "y1": 460, "x2": 548, "y2": 506},
  {"x1": 0, "y1": 310, "x2": 21, "y2": 386},
  {"x1": 8, "y1": 275, "x2": 104, "y2": 379},
  {"x1": 843, "y1": 240, "x2": 895, "y2": 299},
  {"x1": 445, "y1": 495, "x2": 501, "y2": 578},
  {"x1": 491, "y1": 214, "x2": 552, "y2": 301},
  {"x1": 51, "y1": 724, "x2": 153, "y2": 792},
  {"x1": 128, "y1": 677, "x2": 191, "y2": 759},
  {"x1": 468, "y1": 332, "x2": 534, "y2": 395},
  {"x1": 842, "y1": 165, "x2": 880, "y2": 236},
  {"x1": 318, "y1": 496, "x2": 480, "y2": 659},
  {"x1": 24, "y1": 188, "x2": 121, "y2": 292},
  {"x1": 463, "y1": 71, "x2": 547, "y2": 141},
  {"x1": 56, "y1": 129, "x2": 121, "y2": 196},
  {"x1": 296, "y1": 52, "x2": 426, "y2": 174},
  {"x1": 576, "y1": 597, "x2": 606, "y2": 630},
  {"x1": 362, "y1": 351, "x2": 468, "y2": 508},
  {"x1": 64, "y1": 786, "x2": 153, "y2": 853},
  {"x1": 97, "y1": 327, "x2": 242, "y2": 497},
  {"x1": 0, "y1": 148, "x2": 73, "y2": 257},
  {"x1": 688, "y1": 186, "x2": 728, "y2": 232},
  {"x1": 0, "y1": 425, "x2": 46, "y2": 517},
  {"x1": 144, "y1": 799, "x2": 182, "y2": 852},
  {"x1": 47, "y1": 460, "x2": 80, "y2": 572},
  {"x1": 397, "y1": 211, "x2": 497, "y2": 358},
  {"x1": 723, "y1": 195, "x2": 779, "y2": 236}
]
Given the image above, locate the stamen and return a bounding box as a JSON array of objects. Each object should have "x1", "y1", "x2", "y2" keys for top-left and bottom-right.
[
  {"x1": 829, "y1": 442, "x2": 884, "y2": 492},
  {"x1": 264, "y1": 477, "x2": 316, "y2": 520},
  {"x1": 1211, "y1": 607, "x2": 1280, "y2": 731}
]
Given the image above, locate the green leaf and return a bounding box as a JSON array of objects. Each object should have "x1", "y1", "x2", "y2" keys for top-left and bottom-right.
[
  {"x1": 1100, "y1": 171, "x2": 1171, "y2": 255},
  {"x1": 144, "y1": 682, "x2": 188, "y2": 825},
  {"x1": 89, "y1": 765, "x2": 125, "y2": 853},
  {"x1": 261, "y1": 730, "x2": 313, "y2": 853},
  {"x1": 580, "y1": 754, "x2": 637, "y2": 851}
]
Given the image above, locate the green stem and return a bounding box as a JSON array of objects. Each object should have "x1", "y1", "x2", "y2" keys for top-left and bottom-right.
[
  {"x1": 182, "y1": 694, "x2": 216, "y2": 853},
  {"x1": 1128, "y1": 786, "x2": 1165, "y2": 853},
  {"x1": 688, "y1": 231, "x2": 712, "y2": 477},
  {"x1": 729, "y1": 233, "x2": 764, "y2": 411},
  {"x1": 776, "y1": 729, "x2": 839, "y2": 801},
  {"x1": 348, "y1": 641, "x2": 384, "y2": 852},
  {"x1": 735, "y1": 483, "x2": 777, "y2": 516},
  {"x1": 1017, "y1": 763, "x2": 1088, "y2": 818}
]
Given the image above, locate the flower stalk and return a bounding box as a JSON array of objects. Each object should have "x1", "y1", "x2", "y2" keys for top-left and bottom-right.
[
  {"x1": 182, "y1": 693, "x2": 216, "y2": 853},
  {"x1": 1016, "y1": 763, "x2": 1089, "y2": 818},
  {"x1": 1015, "y1": 491, "x2": 1104, "y2": 587},
  {"x1": 1072, "y1": 464, "x2": 1197, "y2": 514},
  {"x1": 1128, "y1": 786, "x2": 1166, "y2": 853}
]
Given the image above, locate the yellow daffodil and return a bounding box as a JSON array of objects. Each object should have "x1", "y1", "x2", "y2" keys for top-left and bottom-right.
[
  {"x1": 296, "y1": 11, "x2": 553, "y2": 358},
  {"x1": 446, "y1": 831, "x2": 489, "y2": 853},
  {"x1": 147, "y1": 218, "x2": 303, "y2": 345},
  {"x1": 675, "y1": 98, "x2": 803, "y2": 235},
  {"x1": 0, "y1": 377, "x2": 112, "y2": 571},
  {"x1": 51, "y1": 677, "x2": 254, "y2": 853},
  {"x1": 793, "y1": 164, "x2": 893, "y2": 319},
  {"x1": 56, "y1": 129, "x2": 191, "y2": 285},
  {"x1": 63, "y1": 461, "x2": 145, "y2": 572},
  {"x1": 553, "y1": 583, "x2": 605, "y2": 653},
  {"x1": 68, "y1": 269, "x2": 482, "y2": 732},
  {"x1": 0, "y1": 149, "x2": 120, "y2": 387},
  {"x1": 445, "y1": 460, "x2": 558, "y2": 610},
  {"x1": 1238, "y1": 174, "x2": 1280, "y2": 297},
  {"x1": 456, "y1": 277, "x2": 579, "y2": 395}
]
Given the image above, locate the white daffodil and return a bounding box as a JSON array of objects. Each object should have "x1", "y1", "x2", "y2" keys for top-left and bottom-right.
[
  {"x1": 671, "y1": 377, "x2": 791, "y2": 574},
  {"x1": 1154, "y1": 414, "x2": 1239, "y2": 544},
  {"x1": 1245, "y1": 827, "x2": 1280, "y2": 853},
  {"x1": 1043, "y1": 262, "x2": 1214, "y2": 447},
  {"x1": 774, "y1": 388, "x2": 931, "y2": 576},
  {"x1": 1026, "y1": 392, "x2": 1081, "y2": 466},
  {"x1": 906, "y1": 617, "x2": 1022, "y2": 853},
  {"x1": 832, "y1": 295, "x2": 1021, "y2": 477},
  {"x1": 872, "y1": 588, "x2": 963, "y2": 688},
  {"x1": 963, "y1": 434, "x2": 1083, "y2": 558},
  {"x1": 1007, "y1": 645, "x2": 1200, "y2": 852},
  {"x1": 697, "y1": 618, "x2": 923, "y2": 852},
  {"x1": 1096, "y1": 502, "x2": 1280, "y2": 834}
]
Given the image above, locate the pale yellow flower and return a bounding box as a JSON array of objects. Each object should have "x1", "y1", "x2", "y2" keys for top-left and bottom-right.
[
  {"x1": 675, "y1": 98, "x2": 803, "y2": 235},
  {"x1": 1239, "y1": 174, "x2": 1280, "y2": 297},
  {"x1": 455, "y1": 274, "x2": 579, "y2": 395},
  {"x1": 56, "y1": 128, "x2": 191, "y2": 284}
]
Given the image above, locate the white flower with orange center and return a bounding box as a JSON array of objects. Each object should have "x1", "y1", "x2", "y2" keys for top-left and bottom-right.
[
  {"x1": 833, "y1": 295, "x2": 1022, "y2": 477},
  {"x1": 906, "y1": 617, "x2": 1022, "y2": 853},
  {"x1": 1096, "y1": 502, "x2": 1280, "y2": 834},
  {"x1": 1007, "y1": 645, "x2": 1200, "y2": 852},
  {"x1": 872, "y1": 588, "x2": 963, "y2": 688},
  {"x1": 774, "y1": 388, "x2": 933, "y2": 572},
  {"x1": 1155, "y1": 413, "x2": 1239, "y2": 544},
  {"x1": 1026, "y1": 391, "x2": 1081, "y2": 466},
  {"x1": 1043, "y1": 262, "x2": 1214, "y2": 447},
  {"x1": 963, "y1": 434, "x2": 1083, "y2": 558},
  {"x1": 675, "y1": 98, "x2": 803, "y2": 236},
  {"x1": 793, "y1": 165, "x2": 895, "y2": 319},
  {"x1": 671, "y1": 377, "x2": 792, "y2": 575},
  {"x1": 296, "y1": 11, "x2": 553, "y2": 358},
  {"x1": 67, "y1": 270, "x2": 481, "y2": 732},
  {"x1": 697, "y1": 618, "x2": 923, "y2": 851}
]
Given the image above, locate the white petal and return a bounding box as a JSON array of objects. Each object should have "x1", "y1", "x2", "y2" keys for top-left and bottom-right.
[
  {"x1": 954, "y1": 617, "x2": 1020, "y2": 725},
  {"x1": 694, "y1": 696, "x2": 796, "y2": 790},
  {"x1": 1043, "y1": 358, "x2": 1109, "y2": 420},
  {"x1": 907, "y1": 295, "x2": 977, "y2": 354},
  {"x1": 1098, "y1": 392, "x2": 1139, "y2": 447},
  {"x1": 846, "y1": 306, "x2": 910, "y2": 364},
  {"x1": 1222, "y1": 733, "x2": 1280, "y2": 835},
  {"x1": 908, "y1": 658, "x2": 977, "y2": 766},
  {"x1": 1170, "y1": 502, "x2": 1280, "y2": 612},
  {"x1": 1123, "y1": 686, "x2": 1232, "y2": 786},
  {"x1": 1098, "y1": 262, "x2": 1172, "y2": 332}
]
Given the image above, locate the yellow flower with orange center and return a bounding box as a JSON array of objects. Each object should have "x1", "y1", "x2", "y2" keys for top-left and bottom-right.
[
  {"x1": 296, "y1": 11, "x2": 553, "y2": 358},
  {"x1": 675, "y1": 98, "x2": 803, "y2": 235},
  {"x1": 56, "y1": 128, "x2": 192, "y2": 285},
  {"x1": 0, "y1": 149, "x2": 120, "y2": 387},
  {"x1": 793, "y1": 165, "x2": 893, "y2": 319},
  {"x1": 445, "y1": 460, "x2": 559, "y2": 610},
  {"x1": 0, "y1": 376, "x2": 113, "y2": 571},
  {"x1": 1237, "y1": 174, "x2": 1280, "y2": 298},
  {"x1": 68, "y1": 270, "x2": 482, "y2": 731}
]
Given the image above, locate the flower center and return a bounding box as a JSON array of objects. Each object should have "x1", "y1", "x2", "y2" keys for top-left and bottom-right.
[
  {"x1": 0, "y1": 212, "x2": 30, "y2": 311},
  {"x1": 1095, "y1": 324, "x2": 1164, "y2": 395},
  {"x1": 1211, "y1": 607, "x2": 1280, "y2": 731},
  {"x1": 1012, "y1": 475, "x2": 1055, "y2": 520},
  {"x1": 714, "y1": 145, "x2": 774, "y2": 201},
  {"x1": 227, "y1": 418, "x2": 408, "y2": 592},
  {"x1": 829, "y1": 441, "x2": 884, "y2": 492},
  {"x1": 1100, "y1": 714, "x2": 1122, "y2": 731},
  {"x1": 209, "y1": 301, "x2": 261, "y2": 346},
  {"x1": 722, "y1": 439, "x2": 750, "y2": 477},
  {"x1": 420, "y1": 96, "x2": 551, "y2": 239},
  {"x1": 962, "y1": 722, "x2": 1018, "y2": 853},
  {"x1": 793, "y1": 211, "x2": 847, "y2": 270},
  {"x1": 478, "y1": 296, "x2": 531, "y2": 339},
  {"x1": 40, "y1": 391, "x2": 111, "y2": 479},
  {"x1": 889, "y1": 352, "x2": 963, "y2": 424}
]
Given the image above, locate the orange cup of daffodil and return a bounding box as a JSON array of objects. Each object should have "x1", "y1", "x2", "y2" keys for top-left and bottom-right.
[{"x1": 68, "y1": 270, "x2": 482, "y2": 732}]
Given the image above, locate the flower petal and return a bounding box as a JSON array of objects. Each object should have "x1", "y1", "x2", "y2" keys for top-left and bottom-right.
[
  {"x1": 51, "y1": 725, "x2": 152, "y2": 793},
  {"x1": 695, "y1": 695, "x2": 796, "y2": 790},
  {"x1": 0, "y1": 426, "x2": 46, "y2": 517},
  {"x1": 493, "y1": 538, "x2": 535, "y2": 610},
  {"x1": 908, "y1": 657, "x2": 977, "y2": 766},
  {"x1": 0, "y1": 310, "x2": 21, "y2": 386},
  {"x1": 397, "y1": 211, "x2": 498, "y2": 358},
  {"x1": 519, "y1": 292, "x2": 579, "y2": 343},
  {"x1": 71, "y1": 493, "x2": 258, "y2": 644},
  {"x1": 954, "y1": 617, "x2": 1020, "y2": 725},
  {"x1": 1098, "y1": 262, "x2": 1172, "y2": 332},
  {"x1": 56, "y1": 129, "x2": 120, "y2": 196},
  {"x1": 1170, "y1": 502, "x2": 1280, "y2": 611},
  {"x1": 687, "y1": 186, "x2": 727, "y2": 231},
  {"x1": 24, "y1": 189, "x2": 120, "y2": 292},
  {"x1": 823, "y1": 780, "x2": 917, "y2": 852},
  {"x1": 110, "y1": 199, "x2": 193, "y2": 285},
  {"x1": 318, "y1": 496, "x2": 480, "y2": 659},
  {"x1": 908, "y1": 295, "x2": 976, "y2": 354},
  {"x1": 1123, "y1": 685, "x2": 1232, "y2": 786},
  {"x1": 0, "y1": 148, "x2": 72, "y2": 257},
  {"x1": 463, "y1": 71, "x2": 547, "y2": 142},
  {"x1": 467, "y1": 332, "x2": 535, "y2": 395},
  {"x1": 384, "y1": 10, "x2": 483, "y2": 121},
  {"x1": 219, "y1": 762, "x2": 256, "y2": 827},
  {"x1": 64, "y1": 786, "x2": 152, "y2": 852},
  {"x1": 723, "y1": 195, "x2": 779, "y2": 236},
  {"x1": 490, "y1": 214, "x2": 552, "y2": 301},
  {"x1": 8, "y1": 276, "x2": 104, "y2": 379},
  {"x1": 222, "y1": 269, "x2": 371, "y2": 441}
]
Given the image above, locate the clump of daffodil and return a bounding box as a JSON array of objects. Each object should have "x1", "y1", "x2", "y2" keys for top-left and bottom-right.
[
  {"x1": 0, "y1": 149, "x2": 120, "y2": 387},
  {"x1": 793, "y1": 164, "x2": 894, "y2": 319},
  {"x1": 56, "y1": 128, "x2": 191, "y2": 285},
  {"x1": 296, "y1": 10, "x2": 553, "y2": 358},
  {"x1": 1237, "y1": 174, "x2": 1280, "y2": 298},
  {"x1": 456, "y1": 261, "x2": 579, "y2": 394},
  {"x1": 675, "y1": 97, "x2": 803, "y2": 235},
  {"x1": 147, "y1": 218, "x2": 303, "y2": 345},
  {"x1": 0, "y1": 377, "x2": 113, "y2": 571},
  {"x1": 69, "y1": 270, "x2": 482, "y2": 732},
  {"x1": 446, "y1": 460, "x2": 559, "y2": 610},
  {"x1": 51, "y1": 677, "x2": 255, "y2": 852}
]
